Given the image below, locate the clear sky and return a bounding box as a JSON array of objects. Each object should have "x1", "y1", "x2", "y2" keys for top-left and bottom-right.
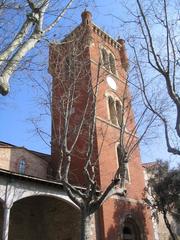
[{"x1": 0, "y1": 0, "x2": 177, "y2": 165}]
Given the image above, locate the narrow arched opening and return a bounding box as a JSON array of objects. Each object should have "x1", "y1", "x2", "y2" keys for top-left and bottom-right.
[
  {"x1": 108, "y1": 96, "x2": 117, "y2": 125},
  {"x1": 101, "y1": 48, "x2": 109, "y2": 70},
  {"x1": 123, "y1": 217, "x2": 141, "y2": 240},
  {"x1": 18, "y1": 159, "x2": 26, "y2": 174},
  {"x1": 109, "y1": 53, "x2": 116, "y2": 75}
]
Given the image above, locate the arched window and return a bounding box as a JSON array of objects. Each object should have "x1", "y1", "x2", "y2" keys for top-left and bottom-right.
[
  {"x1": 108, "y1": 96, "x2": 122, "y2": 126},
  {"x1": 116, "y1": 101, "x2": 122, "y2": 126},
  {"x1": 101, "y1": 48, "x2": 117, "y2": 74},
  {"x1": 18, "y1": 159, "x2": 26, "y2": 174},
  {"x1": 101, "y1": 48, "x2": 109, "y2": 70},
  {"x1": 109, "y1": 53, "x2": 116, "y2": 75},
  {"x1": 108, "y1": 96, "x2": 117, "y2": 125}
]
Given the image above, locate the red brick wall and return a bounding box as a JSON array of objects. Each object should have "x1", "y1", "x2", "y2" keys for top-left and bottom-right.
[
  {"x1": 101, "y1": 197, "x2": 154, "y2": 240},
  {"x1": 88, "y1": 25, "x2": 154, "y2": 239}
]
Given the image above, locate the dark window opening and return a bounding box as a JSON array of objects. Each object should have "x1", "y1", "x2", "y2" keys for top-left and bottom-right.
[
  {"x1": 101, "y1": 48, "x2": 109, "y2": 70},
  {"x1": 123, "y1": 219, "x2": 142, "y2": 240},
  {"x1": 123, "y1": 226, "x2": 132, "y2": 235}
]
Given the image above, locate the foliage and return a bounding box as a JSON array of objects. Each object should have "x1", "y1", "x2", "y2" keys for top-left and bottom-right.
[{"x1": 144, "y1": 160, "x2": 180, "y2": 239}]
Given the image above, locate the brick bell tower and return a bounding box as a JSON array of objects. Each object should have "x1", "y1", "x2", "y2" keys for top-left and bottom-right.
[{"x1": 49, "y1": 10, "x2": 154, "y2": 240}]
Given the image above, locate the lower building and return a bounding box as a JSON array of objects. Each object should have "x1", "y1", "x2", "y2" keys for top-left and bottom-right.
[{"x1": 0, "y1": 140, "x2": 155, "y2": 240}]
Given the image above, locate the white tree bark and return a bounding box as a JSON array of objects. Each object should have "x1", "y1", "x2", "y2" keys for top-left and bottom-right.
[
  {"x1": 0, "y1": 19, "x2": 33, "y2": 67},
  {"x1": 0, "y1": 31, "x2": 42, "y2": 95},
  {"x1": 0, "y1": 0, "x2": 74, "y2": 95},
  {"x1": 2, "y1": 207, "x2": 11, "y2": 240},
  {"x1": 134, "y1": 0, "x2": 180, "y2": 155},
  {"x1": 80, "y1": 210, "x2": 93, "y2": 240}
]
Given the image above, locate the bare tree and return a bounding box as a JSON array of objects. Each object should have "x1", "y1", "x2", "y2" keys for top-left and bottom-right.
[
  {"x1": 117, "y1": 0, "x2": 180, "y2": 157},
  {"x1": 0, "y1": 0, "x2": 76, "y2": 96}
]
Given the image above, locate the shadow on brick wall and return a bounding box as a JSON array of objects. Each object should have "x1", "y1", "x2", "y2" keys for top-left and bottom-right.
[{"x1": 106, "y1": 198, "x2": 149, "y2": 240}]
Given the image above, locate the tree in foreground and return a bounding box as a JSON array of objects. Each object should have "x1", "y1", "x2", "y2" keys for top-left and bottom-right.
[
  {"x1": 116, "y1": 0, "x2": 180, "y2": 157},
  {"x1": 0, "y1": 0, "x2": 77, "y2": 95},
  {"x1": 144, "y1": 160, "x2": 180, "y2": 240}
]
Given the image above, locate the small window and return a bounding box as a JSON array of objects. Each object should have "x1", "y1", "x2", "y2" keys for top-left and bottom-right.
[
  {"x1": 18, "y1": 159, "x2": 26, "y2": 174},
  {"x1": 101, "y1": 48, "x2": 109, "y2": 70},
  {"x1": 101, "y1": 48, "x2": 117, "y2": 75},
  {"x1": 108, "y1": 97, "x2": 122, "y2": 126},
  {"x1": 109, "y1": 53, "x2": 116, "y2": 75},
  {"x1": 108, "y1": 96, "x2": 117, "y2": 125}
]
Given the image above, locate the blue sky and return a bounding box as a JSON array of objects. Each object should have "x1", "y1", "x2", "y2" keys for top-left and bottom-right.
[{"x1": 0, "y1": 0, "x2": 178, "y2": 165}]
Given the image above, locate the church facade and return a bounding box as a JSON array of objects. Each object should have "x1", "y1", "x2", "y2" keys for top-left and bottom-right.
[{"x1": 0, "y1": 11, "x2": 155, "y2": 240}]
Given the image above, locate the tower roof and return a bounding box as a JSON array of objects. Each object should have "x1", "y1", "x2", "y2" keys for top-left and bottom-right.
[{"x1": 81, "y1": 10, "x2": 92, "y2": 24}]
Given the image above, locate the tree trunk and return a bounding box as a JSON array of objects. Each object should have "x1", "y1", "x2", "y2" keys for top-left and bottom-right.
[
  {"x1": 162, "y1": 209, "x2": 177, "y2": 240},
  {"x1": 80, "y1": 210, "x2": 93, "y2": 240}
]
